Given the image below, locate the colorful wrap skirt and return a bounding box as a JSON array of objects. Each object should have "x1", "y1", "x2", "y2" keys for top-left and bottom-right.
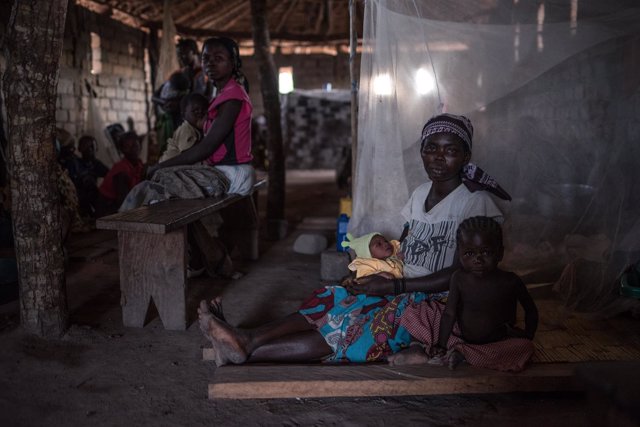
[{"x1": 298, "y1": 286, "x2": 448, "y2": 362}]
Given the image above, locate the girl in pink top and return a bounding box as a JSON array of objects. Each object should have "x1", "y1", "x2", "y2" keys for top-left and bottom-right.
[{"x1": 149, "y1": 37, "x2": 255, "y2": 195}]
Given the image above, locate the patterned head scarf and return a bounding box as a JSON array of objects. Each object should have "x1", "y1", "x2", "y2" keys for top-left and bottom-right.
[
  {"x1": 420, "y1": 113, "x2": 512, "y2": 201},
  {"x1": 203, "y1": 37, "x2": 249, "y2": 93},
  {"x1": 421, "y1": 113, "x2": 473, "y2": 152}
]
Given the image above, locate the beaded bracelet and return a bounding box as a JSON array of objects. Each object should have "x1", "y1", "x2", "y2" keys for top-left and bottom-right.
[{"x1": 393, "y1": 278, "x2": 407, "y2": 295}]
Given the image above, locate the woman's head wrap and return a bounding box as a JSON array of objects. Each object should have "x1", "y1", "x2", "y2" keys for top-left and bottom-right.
[
  {"x1": 420, "y1": 113, "x2": 512, "y2": 201},
  {"x1": 341, "y1": 232, "x2": 381, "y2": 259},
  {"x1": 203, "y1": 36, "x2": 249, "y2": 93},
  {"x1": 421, "y1": 113, "x2": 473, "y2": 152}
]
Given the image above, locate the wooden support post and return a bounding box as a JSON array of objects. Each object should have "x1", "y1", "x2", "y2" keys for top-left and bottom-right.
[
  {"x1": 250, "y1": 0, "x2": 287, "y2": 240},
  {"x1": 4, "y1": 0, "x2": 69, "y2": 337}
]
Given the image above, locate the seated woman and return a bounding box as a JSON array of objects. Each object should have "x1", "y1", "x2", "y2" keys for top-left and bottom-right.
[
  {"x1": 198, "y1": 113, "x2": 511, "y2": 365},
  {"x1": 146, "y1": 36, "x2": 254, "y2": 196}
]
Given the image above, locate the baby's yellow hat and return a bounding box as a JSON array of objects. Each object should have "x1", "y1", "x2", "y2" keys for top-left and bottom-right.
[{"x1": 341, "y1": 232, "x2": 380, "y2": 258}]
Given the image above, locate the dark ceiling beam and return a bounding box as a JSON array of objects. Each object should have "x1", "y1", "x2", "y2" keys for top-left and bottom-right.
[
  {"x1": 275, "y1": 0, "x2": 298, "y2": 32},
  {"x1": 191, "y1": 1, "x2": 247, "y2": 29},
  {"x1": 219, "y1": 2, "x2": 251, "y2": 30},
  {"x1": 170, "y1": 23, "x2": 350, "y2": 43},
  {"x1": 313, "y1": 0, "x2": 325, "y2": 34},
  {"x1": 176, "y1": 0, "x2": 218, "y2": 26},
  {"x1": 81, "y1": 0, "x2": 361, "y2": 44},
  {"x1": 326, "y1": 0, "x2": 334, "y2": 34}
]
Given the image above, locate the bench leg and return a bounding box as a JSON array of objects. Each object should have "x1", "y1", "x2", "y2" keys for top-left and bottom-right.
[{"x1": 118, "y1": 229, "x2": 187, "y2": 330}]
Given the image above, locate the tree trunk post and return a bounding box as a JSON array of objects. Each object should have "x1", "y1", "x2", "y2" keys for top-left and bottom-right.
[
  {"x1": 249, "y1": 0, "x2": 287, "y2": 240},
  {"x1": 3, "y1": 0, "x2": 69, "y2": 337}
]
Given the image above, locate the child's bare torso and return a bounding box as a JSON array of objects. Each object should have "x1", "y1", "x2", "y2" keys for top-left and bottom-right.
[{"x1": 454, "y1": 269, "x2": 521, "y2": 344}]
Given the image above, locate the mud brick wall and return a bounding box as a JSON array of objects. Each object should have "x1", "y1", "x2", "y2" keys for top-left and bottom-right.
[
  {"x1": 55, "y1": 4, "x2": 150, "y2": 140},
  {"x1": 282, "y1": 90, "x2": 351, "y2": 169}
]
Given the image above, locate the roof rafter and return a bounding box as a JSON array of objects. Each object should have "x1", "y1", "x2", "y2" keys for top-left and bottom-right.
[{"x1": 276, "y1": 0, "x2": 299, "y2": 32}]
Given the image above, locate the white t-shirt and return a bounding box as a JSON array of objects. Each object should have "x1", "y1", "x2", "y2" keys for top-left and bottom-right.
[{"x1": 400, "y1": 182, "x2": 503, "y2": 279}]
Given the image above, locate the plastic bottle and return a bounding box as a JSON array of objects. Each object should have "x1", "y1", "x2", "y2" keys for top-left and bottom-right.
[{"x1": 336, "y1": 213, "x2": 350, "y2": 252}]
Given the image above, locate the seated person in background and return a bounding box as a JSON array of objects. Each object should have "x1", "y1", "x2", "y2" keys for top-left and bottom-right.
[
  {"x1": 159, "y1": 93, "x2": 208, "y2": 162},
  {"x1": 96, "y1": 132, "x2": 144, "y2": 216},
  {"x1": 389, "y1": 216, "x2": 538, "y2": 372},
  {"x1": 75, "y1": 135, "x2": 108, "y2": 217},
  {"x1": 341, "y1": 232, "x2": 404, "y2": 281},
  {"x1": 56, "y1": 128, "x2": 79, "y2": 182},
  {"x1": 176, "y1": 38, "x2": 209, "y2": 96},
  {"x1": 55, "y1": 128, "x2": 90, "y2": 234}
]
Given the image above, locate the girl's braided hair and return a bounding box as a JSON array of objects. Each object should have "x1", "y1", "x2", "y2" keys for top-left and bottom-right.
[{"x1": 456, "y1": 216, "x2": 503, "y2": 247}]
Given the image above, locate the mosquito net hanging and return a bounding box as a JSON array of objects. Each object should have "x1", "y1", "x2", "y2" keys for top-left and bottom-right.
[{"x1": 351, "y1": 0, "x2": 640, "y2": 316}]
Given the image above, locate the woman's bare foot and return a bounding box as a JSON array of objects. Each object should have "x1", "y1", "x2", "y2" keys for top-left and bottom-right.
[
  {"x1": 388, "y1": 346, "x2": 430, "y2": 366},
  {"x1": 197, "y1": 300, "x2": 248, "y2": 367},
  {"x1": 208, "y1": 297, "x2": 226, "y2": 322}
]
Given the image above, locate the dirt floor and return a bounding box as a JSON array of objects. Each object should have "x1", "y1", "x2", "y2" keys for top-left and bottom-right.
[{"x1": 0, "y1": 170, "x2": 599, "y2": 426}]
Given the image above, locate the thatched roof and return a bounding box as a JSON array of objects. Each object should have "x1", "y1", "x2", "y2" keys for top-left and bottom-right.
[{"x1": 77, "y1": 0, "x2": 364, "y2": 44}]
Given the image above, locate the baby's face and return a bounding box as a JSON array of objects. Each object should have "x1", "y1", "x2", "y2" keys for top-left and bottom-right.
[
  {"x1": 369, "y1": 235, "x2": 394, "y2": 259},
  {"x1": 184, "y1": 102, "x2": 207, "y2": 130},
  {"x1": 457, "y1": 231, "x2": 501, "y2": 277}
]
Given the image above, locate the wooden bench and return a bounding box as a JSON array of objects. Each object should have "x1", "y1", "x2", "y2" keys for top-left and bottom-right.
[{"x1": 96, "y1": 179, "x2": 267, "y2": 330}]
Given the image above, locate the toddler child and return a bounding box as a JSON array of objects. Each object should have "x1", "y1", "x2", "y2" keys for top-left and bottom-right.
[
  {"x1": 388, "y1": 216, "x2": 539, "y2": 372},
  {"x1": 159, "y1": 93, "x2": 208, "y2": 162},
  {"x1": 341, "y1": 232, "x2": 404, "y2": 280}
]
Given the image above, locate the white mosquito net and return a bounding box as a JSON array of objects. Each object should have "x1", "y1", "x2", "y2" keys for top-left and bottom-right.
[{"x1": 351, "y1": 0, "x2": 640, "y2": 316}]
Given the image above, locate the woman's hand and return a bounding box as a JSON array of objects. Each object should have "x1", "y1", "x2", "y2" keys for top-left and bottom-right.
[{"x1": 345, "y1": 274, "x2": 394, "y2": 296}]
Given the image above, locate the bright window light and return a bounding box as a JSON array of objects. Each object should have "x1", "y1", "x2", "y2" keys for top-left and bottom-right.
[
  {"x1": 90, "y1": 32, "x2": 102, "y2": 75},
  {"x1": 278, "y1": 67, "x2": 294, "y2": 94},
  {"x1": 373, "y1": 73, "x2": 393, "y2": 95},
  {"x1": 416, "y1": 68, "x2": 435, "y2": 95}
]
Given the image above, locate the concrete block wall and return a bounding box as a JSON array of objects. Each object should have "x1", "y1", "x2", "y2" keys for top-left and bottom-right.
[{"x1": 55, "y1": 5, "x2": 149, "y2": 140}]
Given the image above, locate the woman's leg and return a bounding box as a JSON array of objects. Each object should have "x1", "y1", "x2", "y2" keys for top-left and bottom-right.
[
  {"x1": 198, "y1": 301, "x2": 332, "y2": 365},
  {"x1": 247, "y1": 328, "x2": 332, "y2": 363}
]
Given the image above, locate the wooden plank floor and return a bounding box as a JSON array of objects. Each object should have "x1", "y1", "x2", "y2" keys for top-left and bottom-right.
[
  {"x1": 209, "y1": 363, "x2": 578, "y2": 399},
  {"x1": 207, "y1": 298, "x2": 640, "y2": 399}
]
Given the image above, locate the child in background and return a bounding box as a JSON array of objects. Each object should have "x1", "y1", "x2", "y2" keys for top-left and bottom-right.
[
  {"x1": 389, "y1": 216, "x2": 538, "y2": 372},
  {"x1": 96, "y1": 132, "x2": 144, "y2": 216},
  {"x1": 76, "y1": 135, "x2": 108, "y2": 217},
  {"x1": 159, "y1": 93, "x2": 208, "y2": 162},
  {"x1": 341, "y1": 232, "x2": 404, "y2": 280}
]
